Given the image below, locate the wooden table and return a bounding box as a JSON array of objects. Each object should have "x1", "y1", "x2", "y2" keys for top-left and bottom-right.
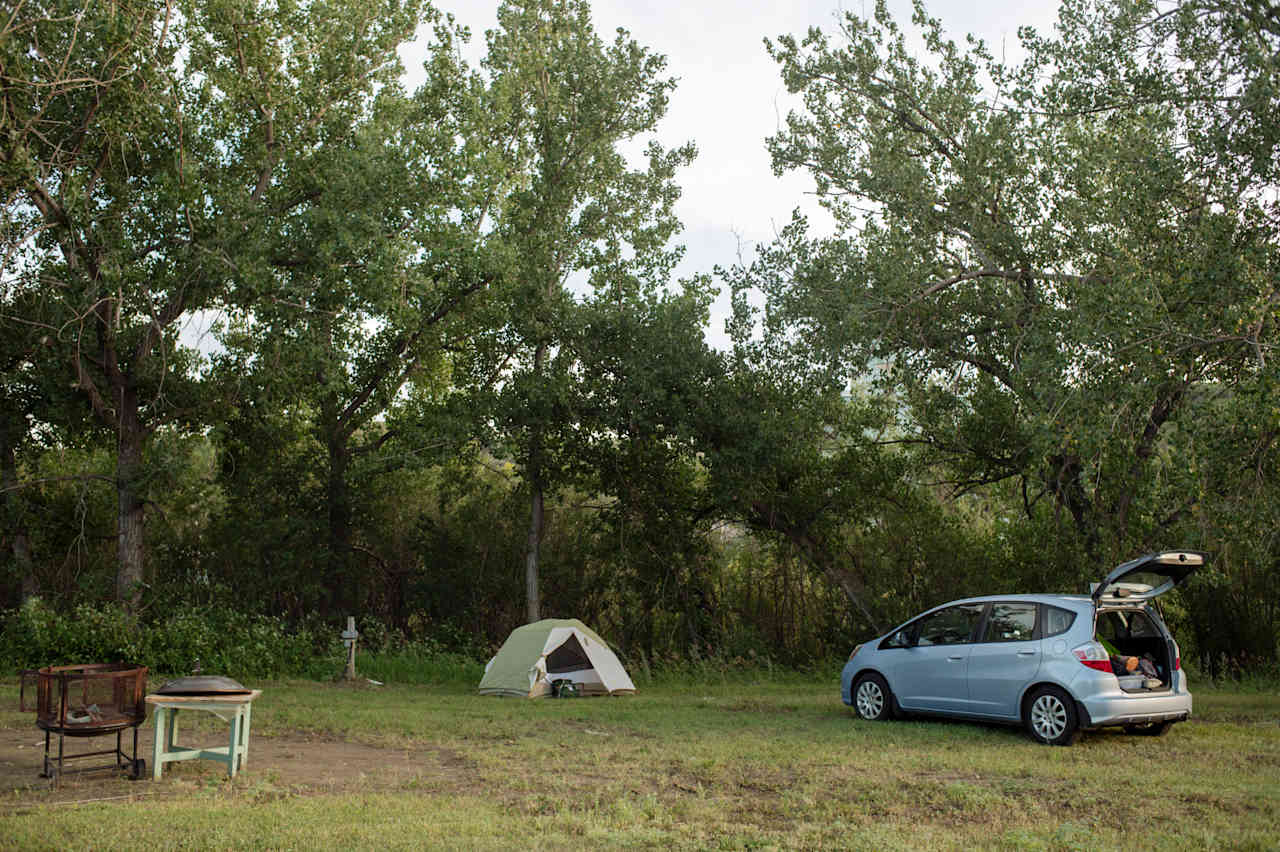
[{"x1": 145, "y1": 690, "x2": 261, "y2": 780}]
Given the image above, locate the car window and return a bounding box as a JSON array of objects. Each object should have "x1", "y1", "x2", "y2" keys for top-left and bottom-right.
[
  {"x1": 983, "y1": 603, "x2": 1036, "y2": 642},
  {"x1": 1042, "y1": 605, "x2": 1076, "y2": 637},
  {"x1": 881, "y1": 625, "x2": 915, "y2": 649},
  {"x1": 916, "y1": 604, "x2": 986, "y2": 646},
  {"x1": 1128, "y1": 611, "x2": 1159, "y2": 637},
  {"x1": 1097, "y1": 610, "x2": 1126, "y2": 642}
]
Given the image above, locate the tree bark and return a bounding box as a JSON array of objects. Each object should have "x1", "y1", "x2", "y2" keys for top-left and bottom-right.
[
  {"x1": 115, "y1": 388, "x2": 146, "y2": 610},
  {"x1": 1, "y1": 424, "x2": 37, "y2": 602},
  {"x1": 326, "y1": 427, "x2": 354, "y2": 616},
  {"x1": 523, "y1": 342, "x2": 549, "y2": 624},
  {"x1": 1113, "y1": 381, "x2": 1188, "y2": 534},
  {"x1": 525, "y1": 485, "x2": 543, "y2": 623}
]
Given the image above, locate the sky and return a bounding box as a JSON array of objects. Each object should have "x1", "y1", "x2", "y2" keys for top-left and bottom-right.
[{"x1": 402, "y1": 0, "x2": 1065, "y2": 348}]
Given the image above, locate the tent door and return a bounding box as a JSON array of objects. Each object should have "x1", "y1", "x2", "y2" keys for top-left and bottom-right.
[{"x1": 546, "y1": 634, "x2": 594, "y2": 674}]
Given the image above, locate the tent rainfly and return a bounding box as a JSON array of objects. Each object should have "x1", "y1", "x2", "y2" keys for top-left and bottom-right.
[{"x1": 478, "y1": 619, "x2": 636, "y2": 698}]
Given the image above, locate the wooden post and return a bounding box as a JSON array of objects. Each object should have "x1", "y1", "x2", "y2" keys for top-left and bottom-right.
[{"x1": 342, "y1": 616, "x2": 358, "y2": 681}]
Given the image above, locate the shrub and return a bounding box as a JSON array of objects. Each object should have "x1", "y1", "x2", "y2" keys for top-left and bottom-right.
[{"x1": 0, "y1": 599, "x2": 326, "y2": 679}]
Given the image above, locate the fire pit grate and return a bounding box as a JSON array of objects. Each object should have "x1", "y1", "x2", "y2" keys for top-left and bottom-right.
[{"x1": 19, "y1": 663, "x2": 148, "y2": 783}]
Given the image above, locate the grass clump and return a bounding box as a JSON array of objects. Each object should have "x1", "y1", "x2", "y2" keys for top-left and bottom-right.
[{"x1": 349, "y1": 644, "x2": 484, "y2": 686}]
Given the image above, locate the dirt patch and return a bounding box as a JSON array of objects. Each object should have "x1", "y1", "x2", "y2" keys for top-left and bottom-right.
[{"x1": 0, "y1": 724, "x2": 480, "y2": 809}]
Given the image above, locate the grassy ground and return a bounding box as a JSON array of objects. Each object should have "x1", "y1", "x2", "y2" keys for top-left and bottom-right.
[{"x1": 0, "y1": 670, "x2": 1276, "y2": 850}]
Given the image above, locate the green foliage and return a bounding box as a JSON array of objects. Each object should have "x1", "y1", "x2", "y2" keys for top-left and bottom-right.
[
  {"x1": 757, "y1": 0, "x2": 1277, "y2": 553},
  {"x1": 734, "y1": 0, "x2": 1280, "y2": 656},
  {"x1": 468, "y1": 0, "x2": 703, "y2": 622},
  {"x1": 0, "y1": 598, "x2": 143, "y2": 667},
  {"x1": 2, "y1": 0, "x2": 447, "y2": 606},
  {"x1": 357, "y1": 643, "x2": 485, "y2": 685},
  {"x1": 2, "y1": 0, "x2": 1277, "y2": 674},
  {"x1": 0, "y1": 598, "x2": 321, "y2": 679}
]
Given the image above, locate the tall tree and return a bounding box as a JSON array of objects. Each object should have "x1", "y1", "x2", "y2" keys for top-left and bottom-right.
[
  {"x1": 1, "y1": 0, "x2": 440, "y2": 608},
  {"x1": 571, "y1": 278, "x2": 722, "y2": 646},
  {"x1": 211, "y1": 17, "x2": 499, "y2": 617},
  {"x1": 750, "y1": 0, "x2": 1277, "y2": 569},
  {"x1": 476, "y1": 0, "x2": 694, "y2": 623},
  {"x1": 0, "y1": 289, "x2": 47, "y2": 604}
]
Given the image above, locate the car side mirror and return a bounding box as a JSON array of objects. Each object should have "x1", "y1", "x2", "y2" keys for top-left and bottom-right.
[{"x1": 893, "y1": 630, "x2": 913, "y2": 648}]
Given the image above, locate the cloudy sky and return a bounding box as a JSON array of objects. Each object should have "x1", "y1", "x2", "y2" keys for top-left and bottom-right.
[{"x1": 406, "y1": 1, "x2": 1063, "y2": 347}]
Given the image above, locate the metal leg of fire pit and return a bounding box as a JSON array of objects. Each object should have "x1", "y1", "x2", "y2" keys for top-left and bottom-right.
[{"x1": 39, "y1": 726, "x2": 143, "y2": 786}]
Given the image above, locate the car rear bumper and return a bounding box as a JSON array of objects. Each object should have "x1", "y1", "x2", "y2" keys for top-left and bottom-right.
[{"x1": 1078, "y1": 691, "x2": 1192, "y2": 728}]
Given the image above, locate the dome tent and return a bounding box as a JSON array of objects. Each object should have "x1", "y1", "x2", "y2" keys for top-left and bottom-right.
[{"x1": 478, "y1": 619, "x2": 636, "y2": 698}]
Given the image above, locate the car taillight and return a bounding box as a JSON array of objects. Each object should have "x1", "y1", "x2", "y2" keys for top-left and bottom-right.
[
  {"x1": 848, "y1": 643, "x2": 863, "y2": 662},
  {"x1": 1072, "y1": 641, "x2": 1115, "y2": 673},
  {"x1": 1175, "y1": 656, "x2": 1180, "y2": 671}
]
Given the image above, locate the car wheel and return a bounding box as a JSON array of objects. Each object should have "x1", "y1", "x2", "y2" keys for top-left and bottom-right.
[
  {"x1": 1125, "y1": 721, "x2": 1174, "y2": 737},
  {"x1": 852, "y1": 673, "x2": 895, "y2": 721},
  {"x1": 1024, "y1": 686, "x2": 1080, "y2": 745}
]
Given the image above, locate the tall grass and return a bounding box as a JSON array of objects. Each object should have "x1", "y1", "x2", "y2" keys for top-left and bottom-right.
[
  {"x1": 1183, "y1": 658, "x2": 1280, "y2": 693},
  {"x1": 355, "y1": 645, "x2": 485, "y2": 686}
]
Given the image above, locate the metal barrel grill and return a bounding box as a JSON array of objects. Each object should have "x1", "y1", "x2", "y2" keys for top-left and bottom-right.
[{"x1": 19, "y1": 663, "x2": 148, "y2": 783}]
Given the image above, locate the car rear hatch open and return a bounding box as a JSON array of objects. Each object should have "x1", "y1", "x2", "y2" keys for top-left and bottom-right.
[{"x1": 1092, "y1": 551, "x2": 1208, "y2": 605}]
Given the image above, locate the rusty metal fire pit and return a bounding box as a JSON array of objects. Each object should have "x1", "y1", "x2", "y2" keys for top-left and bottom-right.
[{"x1": 19, "y1": 663, "x2": 148, "y2": 783}]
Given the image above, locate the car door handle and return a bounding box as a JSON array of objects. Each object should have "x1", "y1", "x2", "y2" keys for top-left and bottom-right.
[
  {"x1": 1017, "y1": 650, "x2": 1038, "y2": 657},
  {"x1": 948, "y1": 656, "x2": 964, "y2": 662}
]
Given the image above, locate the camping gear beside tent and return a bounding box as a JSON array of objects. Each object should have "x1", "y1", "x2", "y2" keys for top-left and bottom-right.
[{"x1": 478, "y1": 619, "x2": 636, "y2": 698}]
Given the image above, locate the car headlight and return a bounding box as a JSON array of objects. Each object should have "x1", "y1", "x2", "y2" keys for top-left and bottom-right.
[{"x1": 848, "y1": 643, "x2": 863, "y2": 662}]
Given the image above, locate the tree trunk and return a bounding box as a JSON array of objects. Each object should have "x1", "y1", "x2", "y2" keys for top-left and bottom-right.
[
  {"x1": 1, "y1": 424, "x2": 37, "y2": 602},
  {"x1": 525, "y1": 485, "x2": 543, "y2": 623},
  {"x1": 523, "y1": 341, "x2": 549, "y2": 624},
  {"x1": 748, "y1": 500, "x2": 883, "y2": 635},
  {"x1": 116, "y1": 389, "x2": 146, "y2": 610},
  {"x1": 327, "y1": 432, "x2": 354, "y2": 616}
]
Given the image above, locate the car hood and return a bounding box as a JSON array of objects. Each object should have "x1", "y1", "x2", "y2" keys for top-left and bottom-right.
[{"x1": 1091, "y1": 551, "x2": 1207, "y2": 604}]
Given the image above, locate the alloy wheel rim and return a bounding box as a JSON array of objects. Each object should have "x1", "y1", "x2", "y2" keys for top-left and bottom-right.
[
  {"x1": 1031, "y1": 694, "x2": 1067, "y2": 740},
  {"x1": 856, "y1": 681, "x2": 884, "y2": 719}
]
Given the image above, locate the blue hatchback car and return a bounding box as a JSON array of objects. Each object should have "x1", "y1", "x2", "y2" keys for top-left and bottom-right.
[{"x1": 840, "y1": 551, "x2": 1204, "y2": 745}]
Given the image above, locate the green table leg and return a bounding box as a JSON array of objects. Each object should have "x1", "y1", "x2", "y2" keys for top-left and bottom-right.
[
  {"x1": 151, "y1": 706, "x2": 166, "y2": 780},
  {"x1": 226, "y1": 708, "x2": 240, "y2": 777},
  {"x1": 240, "y1": 702, "x2": 252, "y2": 770},
  {"x1": 167, "y1": 708, "x2": 180, "y2": 751}
]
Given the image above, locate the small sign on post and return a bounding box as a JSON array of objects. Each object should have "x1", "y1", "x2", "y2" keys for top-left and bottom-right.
[{"x1": 341, "y1": 616, "x2": 359, "y2": 681}]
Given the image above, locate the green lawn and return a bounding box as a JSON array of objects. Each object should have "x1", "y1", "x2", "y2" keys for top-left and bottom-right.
[{"x1": 0, "y1": 673, "x2": 1276, "y2": 850}]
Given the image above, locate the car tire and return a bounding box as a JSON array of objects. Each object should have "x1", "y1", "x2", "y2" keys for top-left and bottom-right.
[
  {"x1": 852, "y1": 673, "x2": 895, "y2": 721},
  {"x1": 1023, "y1": 686, "x2": 1080, "y2": 746},
  {"x1": 1125, "y1": 721, "x2": 1174, "y2": 737}
]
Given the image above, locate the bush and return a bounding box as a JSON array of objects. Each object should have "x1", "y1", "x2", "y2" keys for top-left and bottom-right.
[
  {"x1": 0, "y1": 598, "x2": 142, "y2": 667},
  {"x1": 0, "y1": 598, "x2": 327, "y2": 679}
]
